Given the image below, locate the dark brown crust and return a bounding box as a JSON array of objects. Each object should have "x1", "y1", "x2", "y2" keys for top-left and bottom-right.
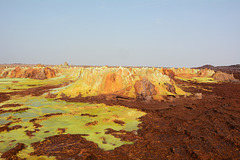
[
  {"x1": 113, "y1": 120, "x2": 125, "y2": 126},
  {"x1": 81, "y1": 113, "x2": 98, "y2": 117},
  {"x1": 0, "y1": 104, "x2": 22, "y2": 108},
  {"x1": 1, "y1": 143, "x2": 26, "y2": 159},
  {"x1": 85, "y1": 121, "x2": 98, "y2": 126},
  {"x1": 0, "y1": 107, "x2": 30, "y2": 114}
]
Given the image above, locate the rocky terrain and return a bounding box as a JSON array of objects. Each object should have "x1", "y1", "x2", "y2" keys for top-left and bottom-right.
[
  {"x1": 196, "y1": 64, "x2": 240, "y2": 80},
  {"x1": 0, "y1": 64, "x2": 239, "y2": 160},
  {"x1": 1, "y1": 66, "x2": 58, "y2": 80}
]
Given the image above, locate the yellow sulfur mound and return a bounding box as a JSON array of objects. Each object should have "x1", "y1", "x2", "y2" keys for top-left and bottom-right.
[{"x1": 55, "y1": 67, "x2": 188, "y2": 100}]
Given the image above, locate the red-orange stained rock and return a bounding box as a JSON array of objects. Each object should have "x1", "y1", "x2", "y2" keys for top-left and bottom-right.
[{"x1": 104, "y1": 72, "x2": 123, "y2": 93}]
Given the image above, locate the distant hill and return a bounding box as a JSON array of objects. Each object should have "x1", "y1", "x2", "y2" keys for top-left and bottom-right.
[
  {"x1": 194, "y1": 64, "x2": 240, "y2": 74},
  {"x1": 196, "y1": 64, "x2": 215, "y2": 70}
]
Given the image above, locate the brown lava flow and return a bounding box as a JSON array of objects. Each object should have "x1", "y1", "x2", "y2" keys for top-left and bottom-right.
[{"x1": 2, "y1": 77, "x2": 240, "y2": 159}]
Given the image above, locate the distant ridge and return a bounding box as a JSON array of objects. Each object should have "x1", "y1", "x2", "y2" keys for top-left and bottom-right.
[
  {"x1": 196, "y1": 64, "x2": 215, "y2": 69},
  {"x1": 194, "y1": 64, "x2": 240, "y2": 74}
]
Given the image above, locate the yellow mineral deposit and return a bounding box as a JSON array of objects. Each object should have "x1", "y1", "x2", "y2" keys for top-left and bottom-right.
[
  {"x1": 173, "y1": 67, "x2": 218, "y2": 83},
  {"x1": 55, "y1": 67, "x2": 189, "y2": 100}
]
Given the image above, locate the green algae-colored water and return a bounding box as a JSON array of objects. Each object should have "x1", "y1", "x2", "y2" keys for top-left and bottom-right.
[
  {"x1": 0, "y1": 74, "x2": 145, "y2": 159},
  {"x1": 0, "y1": 94, "x2": 146, "y2": 158},
  {"x1": 0, "y1": 69, "x2": 80, "y2": 93}
]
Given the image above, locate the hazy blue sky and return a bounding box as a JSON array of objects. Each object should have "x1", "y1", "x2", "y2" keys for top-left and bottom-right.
[{"x1": 0, "y1": 0, "x2": 239, "y2": 67}]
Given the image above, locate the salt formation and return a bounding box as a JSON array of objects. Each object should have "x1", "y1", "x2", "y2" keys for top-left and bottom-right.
[
  {"x1": 1, "y1": 67, "x2": 58, "y2": 80},
  {"x1": 55, "y1": 67, "x2": 187, "y2": 101}
]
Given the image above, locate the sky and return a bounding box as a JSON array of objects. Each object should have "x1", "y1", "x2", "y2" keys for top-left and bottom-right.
[{"x1": 0, "y1": 0, "x2": 239, "y2": 68}]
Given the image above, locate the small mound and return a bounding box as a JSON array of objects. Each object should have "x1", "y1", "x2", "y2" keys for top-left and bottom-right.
[
  {"x1": 2, "y1": 67, "x2": 57, "y2": 80},
  {"x1": 212, "y1": 71, "x2": 236, "y2": 82}
]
